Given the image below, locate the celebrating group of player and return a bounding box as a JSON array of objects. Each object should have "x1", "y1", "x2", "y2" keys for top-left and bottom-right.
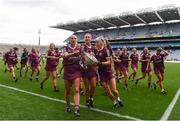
[
  {"x1": 2, "y1": 33, "x2": 169, "y2": 117},
  {"x1": 113, "y1": 46, "x2": 168, "y2": 94},
  {"x1": 3, "y1": 47, "x2": 41, "y2": 83}
]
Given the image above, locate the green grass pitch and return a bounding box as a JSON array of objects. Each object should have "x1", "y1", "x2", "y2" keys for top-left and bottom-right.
[{"x1": 0, "y1": 60, "x2": 179, "y2": 120}]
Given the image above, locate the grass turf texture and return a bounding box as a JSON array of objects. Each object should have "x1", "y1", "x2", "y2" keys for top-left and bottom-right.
[
  {"x1": 168, "y1": 98, "x2": 180, "y2": 120},
  {"x1": 0, "y1": 60, "x2": 179, "y2": 120}
]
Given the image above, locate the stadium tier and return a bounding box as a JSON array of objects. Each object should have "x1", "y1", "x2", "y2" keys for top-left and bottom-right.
[{"x1": 52, "y1": 6, "x2": 180, "y2": 50}]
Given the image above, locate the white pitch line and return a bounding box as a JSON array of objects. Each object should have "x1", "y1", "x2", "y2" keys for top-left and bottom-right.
[
  {"x1": 160, "y1": 89, "x2": 180, "y2": 121},
  {"x1": 0, "y1": 84, "x2": 141, "y2": 121}
]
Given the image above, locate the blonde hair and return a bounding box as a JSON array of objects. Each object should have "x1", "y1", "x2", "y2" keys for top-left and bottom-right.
[
  {"x1": 132, "y1": 48, "x2": 136, "y2": 52},
  {"x1": 95, "y1": 36, "x2": 105, "y2": 46}
]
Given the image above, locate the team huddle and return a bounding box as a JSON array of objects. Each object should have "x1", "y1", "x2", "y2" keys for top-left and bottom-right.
[{"x1": 2, "y1": 33, "x2": 169, "y2": 117}]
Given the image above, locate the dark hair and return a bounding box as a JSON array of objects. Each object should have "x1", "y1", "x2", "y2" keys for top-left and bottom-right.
[
  {"x1": 13, "y1": 47, "x2": 18, "y2": 51},
  {"x1": 55, "y1": 47, "x2": 59, "y2": 51}
]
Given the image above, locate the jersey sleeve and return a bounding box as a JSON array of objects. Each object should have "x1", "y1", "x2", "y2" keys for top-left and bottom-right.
[
  {"x1": 150, "y1": 55, "x2": 154, "y2": 61},
  {"x1": 161, "y1": 53, "x2": 165, "y2": 58},
  {"x1": 140, "y1": 54, "x2": 144, "y2": 60},
  {"x1": 15, "y1": 53, "x2": 18, "y2": 58},
  {"x1": 130, "y1": 54, "x2": 132, "y2": 60},
  {"x1": 63, "y1": 46, "x2": 68, "y2": 54}
]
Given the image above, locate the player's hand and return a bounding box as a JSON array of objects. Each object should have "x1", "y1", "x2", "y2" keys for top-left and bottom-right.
[
  {"x1": 45, "y1": 55, "x2": 50, "y2": 59},
  {"x1": 74, "y1": 50, "x2": 80, "y2": 55},
  {"x1": 97, "y1": 61, "x2": 102, "y2": 66},
  {"x1": 159, "y1": 47, "x2": 162, "y2": 50}
]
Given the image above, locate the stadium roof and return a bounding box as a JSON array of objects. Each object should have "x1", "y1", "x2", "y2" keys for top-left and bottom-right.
[{"x1": 52, "y1": 5, "x2": 180, "y2": 32}]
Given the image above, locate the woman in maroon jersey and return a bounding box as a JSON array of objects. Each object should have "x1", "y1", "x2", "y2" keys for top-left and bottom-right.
[
  {"x1": 63, "y1": 35, "x2": 82, "y2": 117},
  {"x1": 118, "y1": 47, "x2": 130, "y2": 90},
  {"x1": 28, "y1": 48, "x2": 41, "y2": 81},
  {"x1": 129, "y1": 48, "x2": 139, "y2": 81},
  {"x1": 135, "y1": 47, "x2": 153, "y2": 88},
  {"x1": 5, "y1": 48, "x2": 18, "y2": 82},
  {"x1": 150, "y1": 48, "x2": 169, "y2": 94},
  {"x1": 81, "y1": 33, "x2": 97, "y2": 108},
  {"x1": 113, "y1": 49, "x2": 123, "y2": 82},
  {"x1": 40, "y1": 43, "x2": 61, "y2": 92},
  {"x1": 95, "y1": 37, "x2": 123, "y2": 108}
]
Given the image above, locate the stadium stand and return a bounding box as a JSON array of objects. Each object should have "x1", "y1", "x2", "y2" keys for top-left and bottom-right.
[{"x1": 51, "y1": 5, "x2": 180, "y2": 60}]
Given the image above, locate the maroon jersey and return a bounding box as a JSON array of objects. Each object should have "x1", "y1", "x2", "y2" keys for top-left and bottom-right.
[
  {"x1": 130, "y1": 53, "x2": 139, "y2": 66},
  {"x1": 113, "y1": 51, "x2": 120, "y2": 65},
  {"x1": 63, "y1": 45, "x2": 81, "y2": 66},
  {"x1": 151, "y1": 54, "x2": 165, "y2": 69},
  {"x1": 82, "y1": 44, "x2": 95, "y2": 54},
  {"x1": 5, "y1": 51, "x2": 18, "y2": 66},
  {"x1": 95, "y1": 47, "x2": 114, "y2": 82},
  {"x1": 140, "y1": 52, "x2": 151, "y2": 73},
  {"x1": 63, "y1": 45, "x2": 82, "y2": 81},
  {"x1": 95, "y1": 47, "x2": 111, "y2": 72},
  {"x1": 29, "y1": 52, "x2": 40, "y2": 67},
  {"x1": 46, "y1": 50, "x2": 61, "y2": 66},
  {"x1": 113, "y1": 51, "x2": 122, "y2": 70},
  {"x1": 119, "y1": 52, "x2": 129, "y2": 68}
]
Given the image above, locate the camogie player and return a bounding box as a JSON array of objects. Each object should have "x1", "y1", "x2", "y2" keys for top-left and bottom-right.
[
  {"x1": 40, "y1": 43, "x2": 61, "y2": 92},
  {"x1": 81, "y1": 33, "x2": 97, "y2": 108},
  {"x1": 129, "y1": 48, "x2": 139, "y2": 81},
  {"x1": 5, "y1": 48, "x2": 18, "y2": 82},
  {"x1": 95, "y1": 37, "x2": 123, "y2": 108},
  {"x1": 150, "y1": 48, "x2": 169, "y2": 94},
  {"x1": 118, "y1": 47, "x2": 130, "y2": 90},
  {"x1": 20, "y1": 48, "x2": 29, "y2": 77},
  {"x1": 135, "y1": 47, "x2": 153, "y2": 88},
  {"x1": 63, "y1": 35, "x2": 82, "y2": 116},
  {"x1": 28, "y1": 48, "x2": 41, "y2": 81},
  {"x1": 113, "y1": 49, "x2": 123, "y2": 82},
  {"x1": 113, "y1": 49, "x2": 124, "y2": 83}
]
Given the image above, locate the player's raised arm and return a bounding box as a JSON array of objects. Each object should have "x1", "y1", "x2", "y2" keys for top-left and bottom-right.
[{"x1": 161, "y1": 48, "x2": 169, "y2": 56}]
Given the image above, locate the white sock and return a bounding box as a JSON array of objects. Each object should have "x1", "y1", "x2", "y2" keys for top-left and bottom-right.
[
  {"x1": 113, "y1": 100, "x2": 117, "y2": 105},
  {"x1": 117, "y1": 97, "x2": 121, "y2": 101}
]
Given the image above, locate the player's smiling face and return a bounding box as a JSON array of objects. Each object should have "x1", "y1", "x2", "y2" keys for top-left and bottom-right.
[
  {"x1": 69, "y1": 35, "x2": 77, "y2": 46},
  {"x1": 95, "y1": 40, "x2": 103, "y2": 50},
  {"x1": 123, "y1": 48, "x2": 127, "y2": 53},
  {"x1": 23, "y1": 48, "x2": 27, "y2": 52},
  {"x1": 32, "y1": 48, "x2": 36, "y2": 53},
  {"x1": 143, "y1": 48, "x2": 148, "y2": 54},
  {"x1": 49, "y1": 43, "x2": 55, "y2": 50},
  {"x1": 84, "y1": 34, "x2": 92, "y2": 45}
]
